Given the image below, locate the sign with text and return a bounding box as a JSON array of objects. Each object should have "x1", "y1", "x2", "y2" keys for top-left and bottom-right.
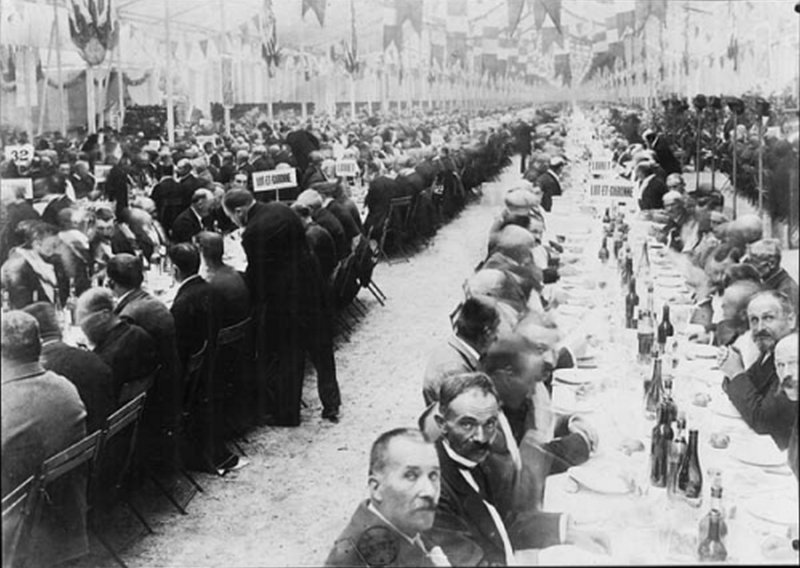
[
  {"x1": 4, "y1": 144, "x2": 34, "y2": 164},
  {"x1": 589, "y1": 179, "x2": 635, "y2": 200},
  {"x1": 94, "y1": 164, "x2": 112, "y2": 183},
  {"x1": 196, "y1": 135, "x2": 216, "y2": 149},
  {"x1": 252, "y1": 168, "x2": 297, "y2": 193},
  {"x1": 1, "y1": 177, "x2": 33, "y2": 199},
  {"x1": 335, "y1": 159, "x2": 359, "y2": 178},
  {"x1": 590, "y1": 157, "x2": 614, "y2": 177}
]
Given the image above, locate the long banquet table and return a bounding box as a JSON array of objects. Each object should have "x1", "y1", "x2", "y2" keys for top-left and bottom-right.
[{"x1": 533, "y1": 189, "x2": 798, "y2": 565}]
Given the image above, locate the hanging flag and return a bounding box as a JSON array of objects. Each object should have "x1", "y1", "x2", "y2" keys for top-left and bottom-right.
[
  {"x1": 383, "y1": 25, "x2": 402, "y2": 51},
  {"x1": 302, "y1": 0, "x2": 326, "y2": 27},
  {"x1": 261, "y1": 0, "x2": 281, "y2": 76},
  {"x1": 533, "y1": 0, "x2": 562, "y2": 34},
  {"x1": 343, "y1": 0, "x2": 359, "y2": 75},
  {"x1": 68, "y1": 0, "x2": 119, "y2": 66},
  {"x1": 507, "y1": 0, "x2": 526, "y2": 36},
  {"x1": 541, "y1": 26, "x2": 562, "y2": 53},
  {"x1": 396, "y1": 0, "x2": 423, "y2": 35}
]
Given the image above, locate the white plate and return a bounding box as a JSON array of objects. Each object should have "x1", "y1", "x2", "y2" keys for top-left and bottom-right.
[
  {"x1": 687, "y1": 343, "x2": 720, "y2": 359},
  {"x1": 744, "y1": 495, "x2": 798, "y2": 525},
  {"x1": 568, "y1": 464, "x2": 632, "y2": 495},
  {"x1": 554, "y1": 368, "x2": 597, "y2": 385},
  {"x1": 734, "y1": 443, "x2": 787, "y2": 467}
]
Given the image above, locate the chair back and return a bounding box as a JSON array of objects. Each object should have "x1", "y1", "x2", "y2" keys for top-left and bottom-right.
[
  {"x1": 217, "y1": 317, "x2": 252, "y2": 347},
  {"x1": 2, "y1": 476, "x2": 40, "y2": 568},
  {"x1": 118, "y1": 365, "x2": 160, "y2": 406},
  {"x1": 104, "y1": 392, "x2": 148, "y2": 440},
  {"x1": 39, "y1": 431, "x2": 103, "y2": 486},
  {"x1": 186, "y1": 341, "x2": 208, "y2": 378},
  {"x1": 183, "y1": 340, "x2": 209, "y2": 409}
]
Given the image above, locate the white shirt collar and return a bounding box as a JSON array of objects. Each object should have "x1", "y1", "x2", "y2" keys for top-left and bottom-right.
[
  {"x1": 547, "y1": 168, "x2": 560, "y2": 183},
  {"x1": 442, "y1": 438, "x2": 478, "y2": 469},
  {"x1": 452, "y1": 334, "x2": 481, "y2": 363},
  {"x1": 191, "y1": 206, "x2": 203, "y2": 225}
]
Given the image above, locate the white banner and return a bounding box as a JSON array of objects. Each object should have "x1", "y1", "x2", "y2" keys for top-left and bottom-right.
[
  {"x1": 94, "y1": 164, "x2": 112, "y2": 183},
  {"x1": 335, "y1": 159, "x2": 359, "y2": 178},
  {"x1": 3, "y1": 144, "x2": 35, "y2": 164},
  {"x1": 1, "y1": 177, "x2": 33, "y2": 200},
  {"x1": 252, "y1": 168, "x2": 297, "y2": 193}
]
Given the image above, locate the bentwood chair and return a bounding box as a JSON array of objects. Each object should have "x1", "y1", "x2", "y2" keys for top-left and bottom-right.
[{"x1": 215, "y1": 316, "x2": 255, "y2": 455}]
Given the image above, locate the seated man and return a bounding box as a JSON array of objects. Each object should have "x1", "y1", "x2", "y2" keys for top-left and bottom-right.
[
  {"x1": 665, "y1": 173, "x2": 686, "y2": 194},
  {"x1": 660, "y1": 191, "x2": 699, "y2": 253},
  {"x1": 485, "y1": 225, "x2": 543, "y2": 304},
  {"x1": 170, "y1": 188, "x2": 215, "y2": 244},
  {"x1": 326, "y1": 428, "x2": 479, "y2": 567},
  {"x1": 76, "y1": 287, "x2": 158, "y2": 401},
  {"x1": 296, "y1": 189, "x2": 348, "y2": 260},
  {"x1": 195, "y1": 231, "x2": 252, "y2": 328},
  {"x1": 433, "y1": 373, "x2": 609, "y2": 565},
  {"x1": 722, "y1": 213, "x2": 763, "y2": 251},
  {"x1": 716, "y1": 279, "x2": 763, "y2": 347},
  {"x1": 21, "y1": 302, "x2": 115, "y2": 433},
  {"x1": 721, "y1": 291, "x2": 797, "y2": 450},
  {"x1": 487, "y1": 187, "x2": 536, "y2": 251},
  {"x1": 775, "y1": 334, "x2": 798, "y2": 478},
  {"x1": 746, "y1": 239, "x2": 799, "y2": 314},
  {"x1": 464, "y1": 269, "x2": 525, "y2": 333},
  {"x1": 423, "y1": 296, "x2": 500, "y2": 406},
  {"x1": 1, "y1": 311, "x2": 89, "y2": 567}
]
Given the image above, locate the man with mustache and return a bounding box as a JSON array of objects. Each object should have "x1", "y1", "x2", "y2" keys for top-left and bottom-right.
[
  {"x1": 326, "y1": 428, "x2": 478, "y2": 567},
  {"x1": 721, "y1": 291, "x2": 797, "y2": 450},
  {"x1": 433, "y1": 373, "x2": 609, "y2": 565}
]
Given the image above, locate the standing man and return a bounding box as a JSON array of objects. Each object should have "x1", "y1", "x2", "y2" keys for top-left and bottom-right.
[
  {"x1": 721, "y1": 290, "x2": 798, "y2": 449},
  {"x1": 222, "y1": 189, "x2": 340, "y2": 425},
  {"x1": 535, "y1": 156, "x2": 565, "y2": 213}
]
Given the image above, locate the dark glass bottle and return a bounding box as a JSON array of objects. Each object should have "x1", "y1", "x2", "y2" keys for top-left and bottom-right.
[
  {"x1": 598, "y1": 236, "x2": 610, "y2": 263},
  {"x1": 623, "y1": 246, "x2": 634, "y2": 286},
  {"x1": 625, "y1": 277, "x2": 639, "y2": 329},
  {"x1": 637, "y1": 282, "x2": 655, "y2": 364},
  {"x1": 698, "y1": 474, "x2": 727, "y2": 561},
  {"x1": 678, "y1": 430, "x2": 703, "y2": 504},
  {"x1": 668, "y1": 415, "x2": 688, "y2": 500},
  {"x1": 650, "y1": 403, "x2": 674, "y2": 487},
  {"x1": 657, "y1": 304, "x2": 675, "y2": 353},
  {"x1": 644, "y1": 352, "x2": 663, "y2": 414}
]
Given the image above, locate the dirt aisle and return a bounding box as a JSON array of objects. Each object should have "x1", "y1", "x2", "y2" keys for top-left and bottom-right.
[{"x1": 115, "y1": 163, "x2": 517, "y2": 568}]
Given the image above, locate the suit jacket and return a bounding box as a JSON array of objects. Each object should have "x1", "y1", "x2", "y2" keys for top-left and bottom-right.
[
  {"x1": 306, "y1": 223, "x2": 337, "y2": 282},
  {"x1": 763, "y1": 268, "x2": 799, "y2": 313},
  {"x1": 723, "y1": 352, "x2": 797, "y2": 450},
  {"x1": 0, "y1": 248, "x2": 69, "y2": 310},
  {"x1": 364, "y1": 175, "x2": 401, "y2": 238},
  {"x1": 94, "y1": 319, "x2": 158, "y2": 400},
  {"x1": 286, "y1": 129, "x2": 320, "y2": 174},
  {"x1": 170, "y1": 276, "x2": 216, "y2": 370},
  {"x1": 41, "y1": 340, "x2": 115, "y2": 433},
  {"x1": 115, "y1": 288, "x2": 182, "y2": 437},
  {"x1": 326, "y1": 199, "x2": 362, "y2": 243},
  {"x1": 638, "y1": 176, "x2": 668, "y2": 210},
  {"x1": 325, "y1": 500, "x2": 476, "y2": 567},
  {"x1": 652, "y1": 136, "x2": 682, "y2": 176},
  {"x1": 207, "y1": 265, "x2": 252, "y2": 328},
  {"x1": 170, "y1": 206, "x2": 211, "y2": 243},
  {"x1": 41, "y1": 194, "x2": 74, "y2": 227},
  {"x1": 535, "y1": 171, "x2": 562, "y2": 212},
  {"x1": 150, "y1": 177, "x2": 187, "y2": 234},
  {"x1": 434, "y1": 440, "x2": 562, "y2": 565},
  {"x1": 422, "y1": 335, "x2": 479, "y2": 406},
  {"x1": 314, "y1": 207, "x2": 348, "y2": 260},
  {"x1": 1, "y1": 361, "x2": 88, "y2": 567}
]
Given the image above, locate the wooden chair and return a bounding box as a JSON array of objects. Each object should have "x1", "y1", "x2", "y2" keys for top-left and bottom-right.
[
  {"x1": 117, "y1": 366, "x2": 159, "y2": 406},
  {"x1": 215, "y1": 316, "x2": 254, "y2": 454},
  {"x1": 2, "y1": 475, "x2": 41, "y2": 568},
  {"x1": 378, "y1": 195, "x2": 415, "y2": 263}
]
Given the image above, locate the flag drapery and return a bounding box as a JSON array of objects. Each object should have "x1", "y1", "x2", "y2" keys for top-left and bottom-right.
[
  {"x1": 261, "y1": 0, "x2": 281, "y2": 77},
  {"x1": 68, "y1": 0, "x2": 118, "y2": 66},
  {"x1": 533, "y1": 0, "x2": 562, "y2": 35},
  {"x1": 302, "y1": 0, "x2": 326, "y2": 27},
  {"x1": 343, "y1": 0, "x2": 360, "y2": 75},
  {"x1": 396, "y1": 0, "x2": 423, "y2": 35},
  {"x1": 507, "y1": 0, "x2": 526, "y2": 36}
]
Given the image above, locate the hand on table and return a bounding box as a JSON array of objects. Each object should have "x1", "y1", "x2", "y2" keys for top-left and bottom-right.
[
  {"x1": 568, "y1": 416, "x2": 599, "y2": 452},
  {"x1": 564, "y1": 521, "x2": 612, "y2": 556},
  {"x1": 719, "y1": 346, "x2": 745, "y2": 379}
]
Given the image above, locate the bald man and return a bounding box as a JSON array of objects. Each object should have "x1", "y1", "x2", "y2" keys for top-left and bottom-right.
[
  {"x1": 724, "y1": 214, "x2": 763, "y2": 250},
  {"x1": 716, "y1": 279, "x2": 763, "y2": 347},
  {"x1": 487, "y1": 187, "x2": 537, "y2": 251},
  {"x1": 171, "y1": 188, "x2": 215, "y2": 243},
  {"x1": 747, "y1": 239, "x2": 799, "y2": 313}
]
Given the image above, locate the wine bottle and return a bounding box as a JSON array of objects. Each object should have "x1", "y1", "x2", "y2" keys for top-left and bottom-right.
[
  {"x1": 668, "y1": 414, "x2": 688, "y2": 500},
  {"x1": 598, "y1": 236, "x2": 610, "y2": 264},
  {"x1": 678, "y1": 429, "x2": 703, "y2": 505},
  {"x1": 623, "y1": 245, "x2": 634, "y2": 286},
  {"x1": 698, "y1": 474, "x2": 727, "y2": 561},
  {"x1": 1, "y1": 289, "x2": 9, "y2": 312},
  {"x1": 625, "y1": 277, "x2": 639, "y2": 329},
  {"x1": 657, "y1": 304, "x2": 675, "y2": 353},
  {"x1": 650, "y1": 402, "x2": 674, "y2": 487},
  {"x1": 662, "y1": 376, "x2": 678, "y2": 425},
  {"x1": 64, "y1": 282, "x2": 78, "y2": 327},
  {"x1": 644, "y1": 352, "x2": 664, "y2": 415},
  {"x1": 637, "y1": 281, "x2": 656, "y2": 364}
]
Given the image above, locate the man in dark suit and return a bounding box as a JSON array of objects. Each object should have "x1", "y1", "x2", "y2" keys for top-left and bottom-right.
[
  {"x1": 195, "y1": 232, "x2": 251, "y2": 328},
  {"x1": 747, "y1": 239, "x2": 799, "y2": 314},
  {"x1": 721, "y1": 291, "x2": 798, "y2": 449},
  {"x1": 644, "y1": 129, "x2": 682, "y2": 176},
  {"x1": 150, "y1": 164, "x2": 185, "y2": 236},
  {"x1": 104, "y1": 154, "x2": 133, "y2": 218},
  {"x1": 222, "y1": 189, "x2": 340, "y2": 425},
  {"x1": 107, "y1": 253, "x2": 183, "y2": 467},
  {"x1": 22, "y1": 302, "x2": 114, "y2": 433},
  {"x1": 291, "y1": 204, "x2": 338, "y2": 283},
  {"x1": 637, "y1": 161, "x2": 668, "y2": 211},
  {"x1": 326, "y1": 428, "x2": 481, "y2": 567},
  {"x1": 76, "y1": 287, "x2": 158, "y2": 401},
  {"x1": 170, "y1": 188, "x2": 215, "y2": 243},
  {"x1": 313, "y1": 181, "x2": 363, "y2": 245},
  {"x1": 432, "y1": 373, "x2": 609, "y2": 565},
  {"x1": 296, "y1": 189, "x2": 349, "y2": 261},
  {"x1": 364, "y1": 161, "x2": 401, "y2": 240},
  {"x1": 1, "y1": 311, "x2": 89, "y2": 568},
  {"x1": 534, "y1": 156, "x2": 565, "y2": 212},
  {"x1": 286, "y1": 124, "x2": 320, "y2": 177}
]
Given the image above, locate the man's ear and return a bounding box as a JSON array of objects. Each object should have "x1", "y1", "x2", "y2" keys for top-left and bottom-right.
[
  {"x1": 368, "y1": 475, "x2": 381, "y2": 502},
  {"x1": 433, "y1": 412, "x2": 446, "y2": 430}
]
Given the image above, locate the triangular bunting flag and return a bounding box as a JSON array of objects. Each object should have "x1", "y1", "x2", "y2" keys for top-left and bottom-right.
[{"x1": 302, "y1": 0, "x2": 326, "y2": 27}]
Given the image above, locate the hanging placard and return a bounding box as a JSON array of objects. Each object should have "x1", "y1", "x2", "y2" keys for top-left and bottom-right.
[
  {"x1": 4, "y1": 144, "x2": 35, "y2": 164},
  {"x1": 588, "y1": 179, "x2": 635, "y2": 200},
  {"x1": 1, "y1": 178, "x2": 34, "y2": 200},
  {"x1": 590, "y1": 159, "x2": 614, "y2": 177},
  {"x1": 94, "y1": 164, "x2": 112, "y2": 182},
  {"x1": 252, "y1": 168, "x2": 297, "y2": 192},
  {"x1": 335, "y1": 159, "x2": 359, "y2": 178}
]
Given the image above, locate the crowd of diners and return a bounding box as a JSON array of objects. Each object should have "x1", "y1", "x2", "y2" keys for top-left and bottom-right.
[
  {"x1": 325, "y1": 111, "x2": 799, "y2": 566},
  {"x1": 0, "y1": 103, "x2": 576, "y2": 567}
]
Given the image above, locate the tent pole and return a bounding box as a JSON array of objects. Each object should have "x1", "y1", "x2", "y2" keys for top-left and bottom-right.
[
  {"x1": 37, "y1": 18, "x2": 57, "y2": 136},
  {"x1": 220, "y1": 0, "x2": 231, "y2": 134},
  {"x1": 165, "y1": 0, "x2": 175, "y2": 144},
  {"x1": 53, "y1": 0, "x2": 66, "y2": 134},
  {"x1": 117, "y1": 18, "x2": 125, "y2": 130}
]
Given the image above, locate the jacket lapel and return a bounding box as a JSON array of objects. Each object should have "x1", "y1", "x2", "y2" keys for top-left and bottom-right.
[{"x1": 447, "y1": 336, "x2": 478, "y2": 370}]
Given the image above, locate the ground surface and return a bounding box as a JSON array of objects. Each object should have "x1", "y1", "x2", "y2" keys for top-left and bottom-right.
[{"x1": 81, "y1": 163, "x2": 514, "y2": 568}]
